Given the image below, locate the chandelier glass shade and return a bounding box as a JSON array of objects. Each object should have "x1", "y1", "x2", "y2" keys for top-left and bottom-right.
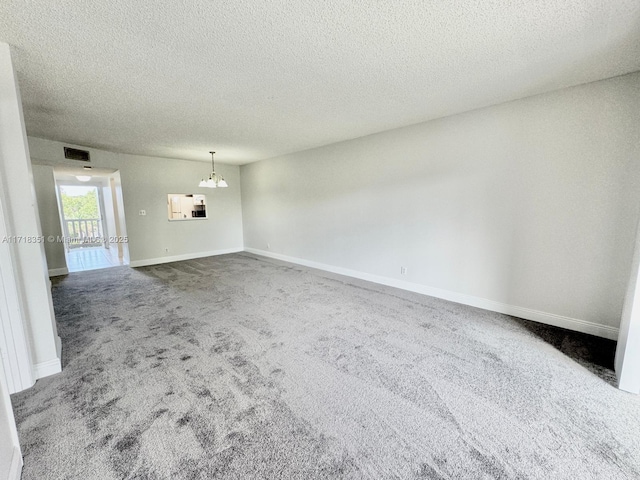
[{"x1": 199, "y1": 151, "x2": 228, "y2": 188}]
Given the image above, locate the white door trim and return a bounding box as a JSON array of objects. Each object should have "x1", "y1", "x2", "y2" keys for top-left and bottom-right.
[
  {"x1": 0, "y1": 174, "x2": 35, "y2": 394},
  {"x1": 615, "y1": 217, "x2": 640, "y2": 394},
  {"x1": 0, "y1": 354, "x2": 23, "y2": 479}
]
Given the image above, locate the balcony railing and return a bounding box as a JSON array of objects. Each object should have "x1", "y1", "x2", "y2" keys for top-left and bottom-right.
[{"x1": 64, "y1": 218, "x2": 103, "y2": 248}]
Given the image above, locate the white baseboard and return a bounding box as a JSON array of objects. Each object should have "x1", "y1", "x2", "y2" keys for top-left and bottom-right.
[
  {"x1": 129, "y1": 247, "x2": 244, "y2": 268},
  {"x1": 48, "y1": 267, "x2": 68, "y2": 277},
  {"x1": 244, "y1": 248, "x2": 620, "y2": 341},
  {"x1": 33, "y1": 357, "x2": 62, "y2": 379},
  {"x1": 8, "y1": 447, "x2": 23, "y2": 480},
  {"x1": 55, "y1": 335, "x2": 62, "y2": 359}
]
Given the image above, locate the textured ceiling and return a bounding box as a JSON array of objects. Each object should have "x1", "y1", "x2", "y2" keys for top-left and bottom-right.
[{"x1": 1, "y1": 1, "x2": 639, "y2": 165}]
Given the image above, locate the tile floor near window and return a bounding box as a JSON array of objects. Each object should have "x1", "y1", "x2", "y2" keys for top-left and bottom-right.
[{"x1": 66, "y1": 246, "x2": 125, "y2": 272}]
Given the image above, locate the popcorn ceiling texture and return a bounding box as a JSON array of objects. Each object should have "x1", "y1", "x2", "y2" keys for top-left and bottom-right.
[
  {"x1": 10, "y1": 253, "x2": 640, "y2": 479},
  {"x1": 1, "y1": 1, "x2": 639, "y2": 164}
]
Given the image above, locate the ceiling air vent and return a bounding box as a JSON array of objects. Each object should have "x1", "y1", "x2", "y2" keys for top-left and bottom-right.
[{"x1": 63, "y1": 147, "x2": 90, "y2": 162}]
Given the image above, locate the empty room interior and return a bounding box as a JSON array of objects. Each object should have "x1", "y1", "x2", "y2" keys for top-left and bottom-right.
[{"x1": 1, "y1": 1, "x2": 640, "y2": 479}]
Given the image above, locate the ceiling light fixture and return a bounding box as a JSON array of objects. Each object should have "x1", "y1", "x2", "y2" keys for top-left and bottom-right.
[
  {"x1": 76, "y1": 175, "x2": 91, "y2": 182},
  {"x1": 199, "y1": 151, "x2": 228, "y2": 188}
]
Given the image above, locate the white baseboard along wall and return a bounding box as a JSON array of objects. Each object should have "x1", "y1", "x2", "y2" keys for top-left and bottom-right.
[
  {"x1": 48, "y1": 267, "x2": 69, "y2": 277},
  {"x1": 129, "y1": 247, "x2": 244, "y2": 268},
  {"x1": 46, "y1": 245, "x2": 620, "y2": 340},
  {"x1": 245, "y1": 248, "x2": 619, "y2": 341}
]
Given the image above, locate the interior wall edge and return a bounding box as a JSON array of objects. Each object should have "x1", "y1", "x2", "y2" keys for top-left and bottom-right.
[{"x1": 7, "y1": 446, "x2": 22, "y2": 480}]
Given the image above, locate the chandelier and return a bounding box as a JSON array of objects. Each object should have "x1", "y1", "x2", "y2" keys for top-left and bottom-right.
[{"x1": 198, "y1": 151, "x2": 228, "y2": 188}]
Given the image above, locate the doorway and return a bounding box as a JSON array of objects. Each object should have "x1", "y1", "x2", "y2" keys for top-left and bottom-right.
[
  {"x1": 55, "y1": 169, "x2": 129, "y2": 273},
  {"x1": 59, "y1": 184, "x2": 105, "y2": 249}
]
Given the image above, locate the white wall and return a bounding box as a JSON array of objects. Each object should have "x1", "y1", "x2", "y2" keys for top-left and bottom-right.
[
  {"x1": 241, "y1": 72, "x2": 640, "y2": 339},
  {"x1": 32, "y1": 165, "x2": 66, "y2": 272},
  {"x1": 615, "y1": 216, "x2": 640, "y2": 393},
  {"x1": 0, "y1": 356, "x2": 22, "y2": 480},
  {"x1": 0, "y1": 181, "x2": 35, "y2": 393},
  {"x1": 29, "y1": 138, "x2": 244, "y2": 267},
  {"x1": 98, "y1": 176, "x2": 117, "y2": 247},
  {"x1": 0, "y1": 43, "x2": 61, "y2": 381}
]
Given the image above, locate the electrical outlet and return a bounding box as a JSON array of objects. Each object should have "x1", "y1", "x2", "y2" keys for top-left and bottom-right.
[
  {"x1": 139, "y1": 209, "x2": 146, "y2": 216},
  {"x1": 400, "y1": 266, "x2": 407, "y2": 275},
  {"x1": 267, "y1": 243, "x2": 271, "y2": 250}
]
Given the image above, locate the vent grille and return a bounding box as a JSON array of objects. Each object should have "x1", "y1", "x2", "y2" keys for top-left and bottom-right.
[{"x1": 63, "y1": 147, "x2": 90, "y2": 162}]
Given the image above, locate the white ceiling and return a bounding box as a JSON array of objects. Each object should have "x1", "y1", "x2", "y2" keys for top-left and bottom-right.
[{"x1": 1, "y1": 1, "x2": 639, "y2": 165}]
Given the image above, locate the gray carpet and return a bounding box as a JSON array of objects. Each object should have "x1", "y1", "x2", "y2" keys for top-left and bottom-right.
[{"x1": 10, "y1": 253, "x2": 640, "y2": 479}]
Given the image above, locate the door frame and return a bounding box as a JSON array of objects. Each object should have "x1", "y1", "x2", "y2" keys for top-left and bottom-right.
[
  {"x1": 0, "y1": 174, "x2": 35, "y2": 394},
  {"x1": 615, "y1": 217, "x2": 640, "y2": 393},
  {"x1": 56, "y1": 181, "x2": 109, "y2": 251}
]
